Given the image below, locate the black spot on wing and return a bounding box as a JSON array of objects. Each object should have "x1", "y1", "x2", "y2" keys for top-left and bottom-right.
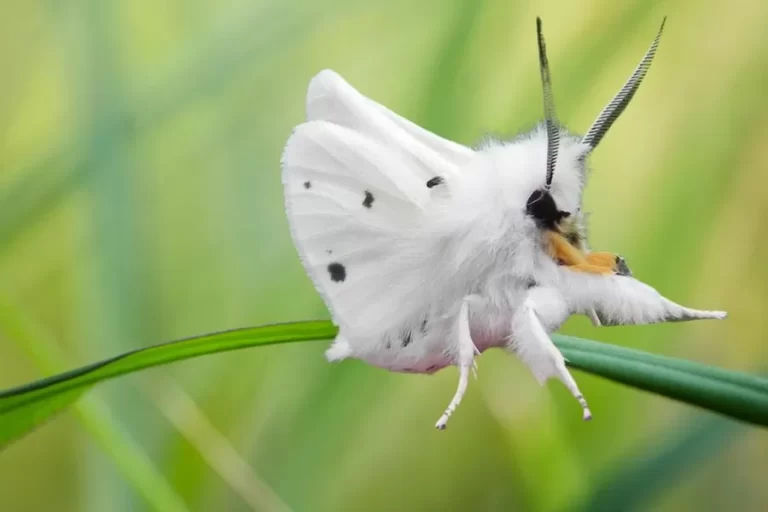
[
  {"x1": 402, "y1": 331, "x2": 412, "y2": 347},
  {"x1": 420, "y1": 317, "x2": 428, "y2": 334},
  {"x1": 426, "y1": 176, "x2": 444, "y2": 188},
  {"x1": 326, "y1": 249, "x2": 332, "y2": 255},
  {"x1": 303, "y1": 181, "x2": 311, "y2": 189},
  {"x1": 327, "y1": 262, "x2": 346, "y2": 282},
  {"x1": 362, "y1": 190, "x2": 375, "y2": 208}
]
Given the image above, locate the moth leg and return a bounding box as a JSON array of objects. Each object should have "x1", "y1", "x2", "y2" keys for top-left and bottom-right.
[
  {"x1": 509, "y1": 291, "x2": 592, "y2": 420},
  {"x1": 561, "y1": 273, "x2": 728, "y2": 326},
  {"x1": 435, "y1": 297, "x2": 479, "y2": 430},
  {"x1": 586, "y1": 308, "x2": 602, "y2": 327}
]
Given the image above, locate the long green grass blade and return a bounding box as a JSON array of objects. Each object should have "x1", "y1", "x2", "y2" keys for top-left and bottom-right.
[
  {"x1": 1, "y1": 321, "x2": 765, "y2": 449},
  {"x1": 0, "y1": 322, "x2": 335, "y2": 426},
  {"x1": 0, "y1": 295, "x2": 189, "y2": 511},
  {"x1": 557, "y1": 339, "x2": 768, "y2": 425}
]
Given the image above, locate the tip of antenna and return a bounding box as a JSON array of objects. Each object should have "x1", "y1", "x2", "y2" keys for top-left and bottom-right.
[{"x1": 659, "y1": 16, "x2": 667, "y2": 32}]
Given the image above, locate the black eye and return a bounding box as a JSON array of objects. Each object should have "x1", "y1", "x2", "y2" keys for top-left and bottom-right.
[{"x1": 526, "y1": 189, "x2": 568, "y2": 229}]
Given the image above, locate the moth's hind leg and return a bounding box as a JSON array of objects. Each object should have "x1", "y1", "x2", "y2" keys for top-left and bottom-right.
[{"x1": 435, "y1": 297, "x2": 480, "y2": 430}]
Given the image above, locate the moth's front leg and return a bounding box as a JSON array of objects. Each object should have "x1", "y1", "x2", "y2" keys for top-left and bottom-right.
[
  {"x1": 560, "y1": 272, "x2": 727, "y2": 325},
  {"x1": 508, "y1": 287, "x2": 592, "y2": 420}
]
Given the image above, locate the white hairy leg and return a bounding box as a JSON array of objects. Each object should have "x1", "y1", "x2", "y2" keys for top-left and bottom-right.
[
  {"x1": 510, "y1": 289, "x2": 592, "y2": 420},
  {"x1": 586, "y1": 308, "x2": 602, "y2": 327},
  {"x1": 557, "y1": 272, "x2": 727, "y2": 326},
  {"x1": 435, "y1": 297, "x2": 479, "y2": 430},
  {"x1": 525, "y1": 306, "x2": 592, "y2": 420}
]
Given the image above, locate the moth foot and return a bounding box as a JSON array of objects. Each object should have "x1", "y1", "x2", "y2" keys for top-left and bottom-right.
[
  {"x1": 578, "y1": 394, "x2": 593, "y2": 421},
  {"x1": 435, "y1": 362, "x2": 471, "y2": 430},
  {"x1": 565, "y1": 378, "x2": 593, "y2": 421},
  {"x1": 615, "y1": 256, "x2": 632, "y2": 276}
]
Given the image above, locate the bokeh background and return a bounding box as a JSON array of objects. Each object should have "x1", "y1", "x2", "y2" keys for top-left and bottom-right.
[{"x1": 1, "y1": 0, "x2": 766, "y2": 510}]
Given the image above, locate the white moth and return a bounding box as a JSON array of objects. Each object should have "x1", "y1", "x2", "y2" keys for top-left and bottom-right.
[{"x1": 281, "y1": 18, "x2": 726, "y2": 430}]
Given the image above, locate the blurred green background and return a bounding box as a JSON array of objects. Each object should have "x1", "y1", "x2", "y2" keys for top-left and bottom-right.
[{"x1": 1, "y1": 0, "x2": 766, "y2": 510}]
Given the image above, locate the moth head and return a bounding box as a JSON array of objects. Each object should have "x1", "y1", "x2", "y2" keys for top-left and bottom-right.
[{"x1": 526, "y1": 17, "x2": 666, "y2": 231}]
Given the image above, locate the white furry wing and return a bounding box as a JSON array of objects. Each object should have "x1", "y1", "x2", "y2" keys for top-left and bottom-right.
[
  {"x1": 282, "y1": 70, "x2": 474, "y2": 337},
  {"x1": 305, "y1": 69, "x2": 474, "y2": 182}
]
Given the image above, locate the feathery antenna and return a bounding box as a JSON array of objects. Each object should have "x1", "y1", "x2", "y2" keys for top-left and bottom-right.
[
  {"x1": 582, "y1": 18, "x2": 666, "y2": 149},
  {"x1": 536, "y1": 17, "x2": 559, "y2": 190},
  {"x1": 526, "y1": 19, "x2": 569, "y2": 230}
]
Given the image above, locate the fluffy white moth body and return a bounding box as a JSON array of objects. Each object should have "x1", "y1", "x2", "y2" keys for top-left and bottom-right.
[{"x1": 282, "y1": 30, "x2": 726, "y2": 429}]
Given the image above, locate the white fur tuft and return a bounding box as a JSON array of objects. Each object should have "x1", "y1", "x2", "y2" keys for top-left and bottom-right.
[{"x1": 325, "y1": 335, "x2": 353, "y2": 362}]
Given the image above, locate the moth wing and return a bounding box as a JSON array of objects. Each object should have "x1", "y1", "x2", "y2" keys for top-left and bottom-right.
[
  {"x1": 283, "y1": 71, "x2": 475, "y2": 337},
  {"x1": 305, "y1": 69, "x2": 474, "y2": 182},
  {"x1": 282, "y1": 119, "x2": 462, "y2": 337}
]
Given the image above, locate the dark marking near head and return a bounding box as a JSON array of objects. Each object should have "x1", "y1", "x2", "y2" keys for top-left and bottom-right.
[
  {"x1": 327, "y1": 262, "x2": 346, "y2": 282},
  {"x1": 426, "y1": 176, "x2": 444, "y2": 188},
  {"x1": 526, "y1": 189, "x2": 570, "y2": 230},
  {"x1": 303, "y1": 181, "x2": 311, "y2": 189},
  {"x1": 615, "y1": 256, "x2": 632, "y2": 277},
  {"x1": 402, "y1": 331, "x2": 413, "y2": 347},
  {"x1": 362, "y1": 190, "x2": 375, "y2": 208},
  {"x1": 526, "y1": 278, "x2": 538, "y2": 289},
  {"x1": 565, "y1": 231, "x2": 581, "y2": 246}
]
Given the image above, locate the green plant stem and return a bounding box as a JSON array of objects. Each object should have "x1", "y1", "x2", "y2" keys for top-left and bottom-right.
[
  {"x1": 0, "y1": 298, "x2": 189, "y2": 512},
  {"x1": 1, "y1": 321, "x2": 766, "y2": 452}
]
